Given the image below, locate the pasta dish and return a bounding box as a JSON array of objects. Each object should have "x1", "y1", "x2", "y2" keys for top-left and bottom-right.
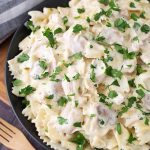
[{"x1": 8, "y1": 0, "x2": 150, "y2": 149}]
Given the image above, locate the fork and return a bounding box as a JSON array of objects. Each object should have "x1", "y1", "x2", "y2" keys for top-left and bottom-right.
[{"x1": 0, "y1": 118, "x2": 35, "y2": 150}]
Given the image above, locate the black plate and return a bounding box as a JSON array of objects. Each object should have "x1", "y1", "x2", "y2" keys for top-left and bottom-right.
[{"x1": 5, "y1": 0, "x2": 69, "y2": 149}]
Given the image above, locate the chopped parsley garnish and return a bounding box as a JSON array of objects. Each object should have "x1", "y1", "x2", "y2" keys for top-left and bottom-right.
[
  {"x1": 57, "y1": 117, "x2": 68, "y2": 125},
  {"x1": 133, "y1": 22, "x2": 141, "y2": 30},
  {"x1": 128, "y1": 79, "x2": 136, "y2": 88},
  {"x1": 54, "y1": 28, "x2": 63, "y2": 35},
  {"x1": 105, "y1": 66, "x2": 123, "y2": 79},
  {"x1": 105, "y1": 8, "x2": 112, "y2": 17},
  {"x1": 39, "y1": 60, "x2": 47, "y2": 70},
  {"x1": 17, "y1": 53, "x2": 29, "y2": 63},
  {"x1": 75, "y1": 100, "x2": 79, "y2": 107},
  {"x1": 71, "y1": 132, "x2": 88, "y2": 150},
  {"x1": 90, "y1": 114, "x2": 96, "y2": 118},
  {"x1": 86, "y1": 17, "x2": 91, "y2": 23},
  {"x1": 95, "y1": 35, "x2": 105, "y2": 42},
  {"x1": 13, "y1": 79, "x2": 22, "y2": 86},
  {"x1": 49, "y1": 66, "x2": 62, "y2": 82},
  {"x1": 136, "y1": 64, "x2": 146, "y2": 75},
  {"x1": 77, "y1": 8, "x2": 85, "y2": 14},
  {"x1": 22, "y1": 99, "x2": 30, "y2": 107},
  {"x1": 43, "y1": 28, "x2": 56, "y2": 48},
  {"x1": 129, "y1": 2, "x2": 136, "y2": 8},
  {"x1": 73, "y1": 24, "x2": 84, "y2": 33},
  {"x1": 106, "y1": 22, "x2": 112, "y2": 27},
  {"x1": 118, "y1": 97, "x2": 136, "y2": 116},
  {"x1": 140, "y1": 11, "x2": 145, "y2": 19},
  {"x1": 145, "y1": 117, "x2": 149, "y2": 125},
  {"x1": 99, "y1": 0, "x2": 109, "y2": 5},
  {"x1": 19, "y1": 85, "x2": 36, "y2": 96},
  {"x1": 109, "y1": 0, "x2": 120, "y2": 11},
  {"x1": 69, "y1": 52, "x2": 83, "y2": 60},
  {"x1": 62, "y1": 60, "x2": 73, "y2": 68},
  {"x1": 114, "y1": 44, "x2": 136, "y2": 59},
  {"x1": 73, "y1": 122, "x2": 82, "y2": 127},
  {"x1": 94, "y1": 9, "x2": 105, "y2": 21},
  {"x1": 108, "y1": 90, "x2": 118, "y2": 98},
  {"x1": 111, "y1": 79, "x2": 120, "y2": 86},
  {"x1": 99, "y1": 93, "x2": 113, "y2": 108},
  {"x1": 133, "y1": 36, "x2": 139, "y2": 42},
  {"x1": 130, "y1": 13, "x2": 139, "y2": 21},
  {"x1": 47, "y1": 104, "x2": 52, "y2": 109},
  {"x1": 62, "y1": 16, "x2": 68, "y2": 25},
  {"x1": 46, "y1": 94, "x2": 54, "y2": 99},
  {"x1": 90, "y1": 65, "x2": 96, "y2": 82},
  {"x1": 73, "y1": 73, "x2": 80, "y2": 80},
  {"x1": 128, "y1": 97, "x2": 137, "y2": 108},
  {"x1": 136, "y1": 89, "x2": 145, "y2": 98},
  {"x1": 128, "y1": 133, "x2": 137, "y2": 144},
  {"x1": 116, "y1": 123, "x2": 122, "y2": 135},
  {"x1": 114, "y1": 18, "x2": 130, "y2": 32},
  {"x1": 64, "y1": 74, "x2": 71, "y2": 82},
  {"x1": 141, "y1": 24, "x2": 150, "y2": 34},
  {"x1": 26, "y1": 20, "x2": 40, "y2": 33},
  {"x1": 99, "y1": 119, "x2": 105, "y2": 125},
  {"x1": 41, "y1": 72, "x2": 49, "y2": 79},
  {"x1": 57, "y1": 97, "x2": 68, "y2": 106}
]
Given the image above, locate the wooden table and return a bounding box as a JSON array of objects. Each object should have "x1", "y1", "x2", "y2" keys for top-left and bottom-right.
[{"x1": 0, "y1": 38, "x2": 12, "y2": 106}]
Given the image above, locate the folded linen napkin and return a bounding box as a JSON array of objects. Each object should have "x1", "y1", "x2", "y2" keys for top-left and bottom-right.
[{"x1": 0, "y1": 0, "x2": 45, "y2": 44}]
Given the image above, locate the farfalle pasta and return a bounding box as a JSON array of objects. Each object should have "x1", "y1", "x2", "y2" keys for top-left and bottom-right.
[{"x1": 8, "y1": 0, "x2": 150, "y2": 149}]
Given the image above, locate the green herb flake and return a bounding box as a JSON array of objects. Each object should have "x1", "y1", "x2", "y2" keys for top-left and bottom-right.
[
  {"x1": 77, "y1": 8, "x2": 85, "y2": 14},
  {"x1": 128, "y1": 133, "x2": 137, "y2": 144},
  {"x1": 17, "y1": 53, "x2": 29, "y2": 63},
  {"x1": 19, "y1": 85, "x2": 36, "y2": 96},
  {"x1": 105, "y1": 66, "x2": 123, "y2": 79},
  {"x1": 128, "y1": 79, "x2": 136, "y2": 88},
  {"x1": 64, "y1": 74, "x2": 71, "y2": 82},
  {"x1": 116, "y1": 123, "x2": 122, "y2": 135},
  {"x1": 141, "y1": 24, "x2": 150, "y2": 34},
  {"x1": 54, "y1": 28, "x2": 63, "y2": 35},
  {"x1": 13, "y1": 79, "x2": 22, "y2": 86},
  {"x1": 71, "y1": 132, "x2": 87, "y2": 150},
  {"x1": 57, "y1": 117, "x2": 68, "y2": 125},
  {"x1": 73, "y1": 122, "x2": 82, "y2": 127},
  {"x1": 57, "y1": 97, "x2": 68, "y2": 106},
  {"x1": 90, "y1": 114, "x2": 96, "y2": 118},
  {"x1": 133, "y1": 36, "x2": 139, "y2": 42},
  {"x1": 62, "y1": 16, "x2": 68, "y2": 25},
  {"x1": 46, "y1": 94, "x2": 54, "y2": 100},
  {"x1": 99, "y1": 0, "x2": 109, "y2": 5},
  {"x1": 75, "y1": 100, "x2": 79, "y2": 107},
  {"x1": 22, "y1": 99, "x2": 30, "y2": 107},
  {"x1": 133, "y1": 22, "x2": 141, "y2": 30},
  {"x1": 136, "y1": 64, "x2": 146, "y2": 75},
  {"x1": 49, "y1": 66, "x2": 62, "y2": 81},
  {"x1": 73, "y1": 24, "x2": 84, "y2": 33},
  {"x1": 39, "y1": 60, "x2": 47, "y2": 70},
  {"x1": 140, "y1": 11, "x2": 145, "y2": 19},
  {"x1": 86, "y1": 17, "x2": 91, "y2": 23},
  {"x1": 90, "y1": 65, "x2": 96, "y2": 83},
  {"x1": 106, "y1": 22, "x2": 112, "y2": 27},
  {"x1": 109, "y1": 0, "x2": 120, "y2": 11},
  {"x1": 145, "y1": 117, "x2": 149, "y2": 125},
  {"x1": 94, "y1": 9, "x2": 105, "y2": 21},
  {"x1": 129, "y1": 2, "x2": 136, "y2": 8},
  {"x1": 127, "y1": 97, "x2": 136, "y2": 108},
  {"x1": 136, "y1": 89, "x2": 145, "y2": 98},
  {"x1": 73, "y1": 73, "x2": 80, "y2": 80},
  {"x1": 47, "y1": 104, "x2": 52, "y2": 109},
  {"x1": 26, "y1": 20, "x2": 40, "y2": 33},
  {"x1": 130, "y1": 13, "x2": 139, "y2": 21},
  {"x1": 108, "y1": 90, "x2": 118, "y2": 98},
  {"x1": 111, "y1": 79, "x2": 120, "y2": 86},
  {"x1": 69, "y1": 52, "x2": 83, "y2": 60},
  {"x1": 114, "y1": 18, "x2": 130, "y2": 32},
  {"x1": 43, "y1": 28, "x2": 56, "y2": 48},
  {"x1": 99, "y1": 119, "x2": 105, "y2": 125}
]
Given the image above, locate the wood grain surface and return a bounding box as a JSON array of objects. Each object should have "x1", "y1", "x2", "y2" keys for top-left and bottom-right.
[{"x1": 0, "y1": 38, "x2": 12, "y2": 106}]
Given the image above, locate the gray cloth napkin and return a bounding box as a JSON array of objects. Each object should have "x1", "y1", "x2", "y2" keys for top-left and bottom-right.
[{"x1": 0, "y1": 0, "x2": 45, "y2": 44}]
